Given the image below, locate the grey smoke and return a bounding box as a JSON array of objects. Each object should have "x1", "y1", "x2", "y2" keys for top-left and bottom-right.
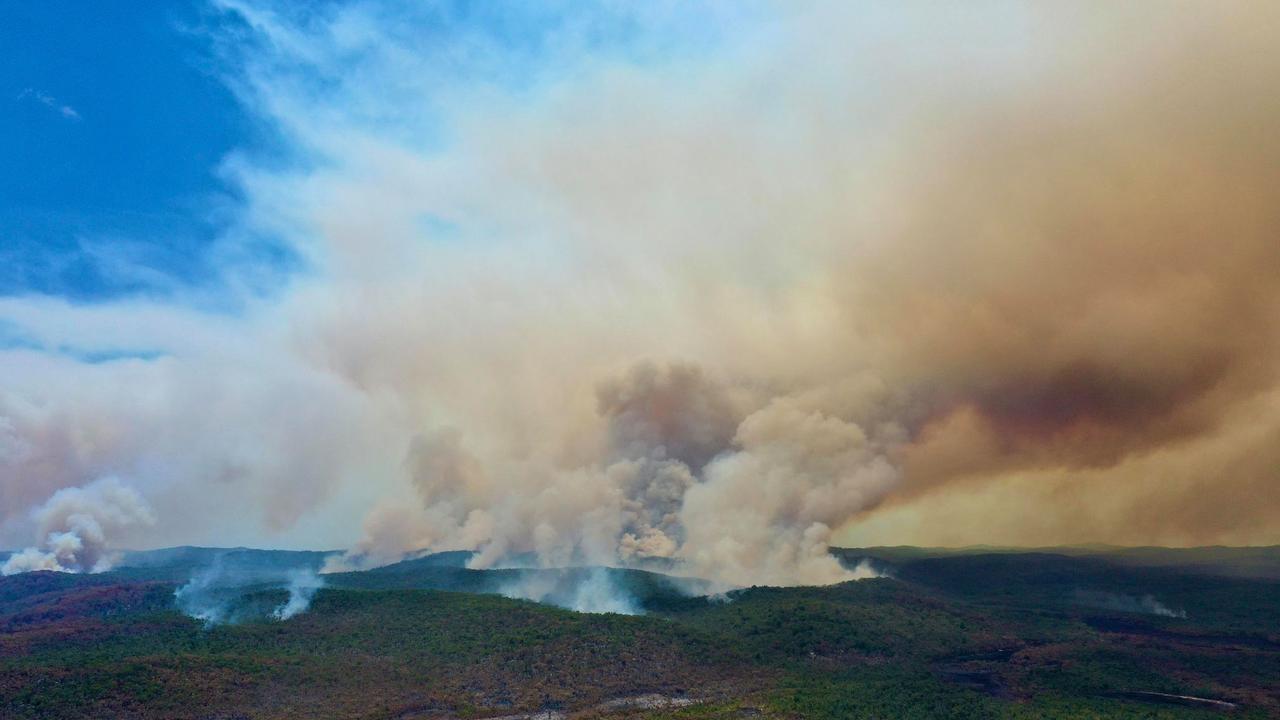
[
  {"x1": 1, "y1": 477, "x2": 154, "y2": 575},
  {"x1": 176, "y1": 558, "x2": 325, "y2": 625},
  {"x1": 1073, "y1": 589, "x2": 1188, "y2": 619},
  {"x1": 566, "y1": 568, "x2": 638, "y2": 615},
  {"x1": 597, "y1": 362, "x2": 739, "y2": 472},
  {"x1": 175, "y1": 558, "x2": 237, "y2": 625},
  {"x1": 498, "y1": 567, "x2": 640, "y2": 615},
  {"x1": 272, "y1": 568, "x2": 324, "y2": 620}
]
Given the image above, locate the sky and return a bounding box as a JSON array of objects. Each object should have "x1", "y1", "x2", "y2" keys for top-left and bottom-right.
[
  {"x1": 0, "y1": 2, "x2": 256, "y2": 301},
  {"x1": 2, "y1": 2, "x2": 1279, "y2": 583}
]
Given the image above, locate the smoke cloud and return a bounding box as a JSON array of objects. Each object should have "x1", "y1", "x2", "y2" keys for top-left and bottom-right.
[
  {"x1": 176, "y1": 559, "x2": 325, "y2": 624},
  {"x1": 2, "y1": 477, "x2": 155, "y2": 575},
  {"x1": 2, "y1": 2, "x2": 1280, "y2": 583},
  {"x1": 499, "y1": 567, "x2": 640, "y2": 616},
  {"x1": 175, "y1": 560, "x2": 238, "y2": 625},
  {"x1": 273, "y1": 568, "x2": 324, "y2": 620},
  {"x1": 1073, "y1": 590, "x2": 1187, "y2": 619}
]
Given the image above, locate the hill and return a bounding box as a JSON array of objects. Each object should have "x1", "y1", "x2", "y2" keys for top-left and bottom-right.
[{"x1": 1, "y1": 546, "x2": 1277, "y2": 719}]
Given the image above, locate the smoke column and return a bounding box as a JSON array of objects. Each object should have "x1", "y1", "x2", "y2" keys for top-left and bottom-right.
[
  {"x1": 273, "y1": 568, "x2": 324, "y2": 620},
  {"x1": 2, "y1": 477, "x2": 154, "y2": 575},
  {"x1": 1, "y1": 2, "x2": 1279, "y2": 582}
]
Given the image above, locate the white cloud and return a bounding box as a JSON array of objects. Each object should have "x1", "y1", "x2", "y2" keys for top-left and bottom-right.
[{"x1": 18, "y1": 87, "x2": 80, "y2": 121}]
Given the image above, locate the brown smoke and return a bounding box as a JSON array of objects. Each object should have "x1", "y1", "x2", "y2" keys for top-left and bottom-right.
[
  {"x1": 4, "y1": 2, "x2": 1280, "y2": 582},
  {"x1": 828, "y1": 4, "x2": 1280, "y2": 539},
  {"x1": 234, "y1": 0, "x2": 1280, "y2": 566}
]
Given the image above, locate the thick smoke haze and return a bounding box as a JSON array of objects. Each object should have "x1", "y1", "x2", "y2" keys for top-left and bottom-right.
[{"x1": 3, "y1": 2, "x2": 1280, "y2": 584}]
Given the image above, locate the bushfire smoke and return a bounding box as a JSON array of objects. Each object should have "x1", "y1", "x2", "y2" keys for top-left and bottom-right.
[
  {"x1": 176, "y1": 559, "x2": 325, "y2": 624},
  {"x1": 2, "y1": 477, "x2": 154, "y2": 575},
  {"x1": 1073, "y1": 590, "x2": 1187, "y2": 619},
  {"x1": 498, "y1": 567, "x2": 640, "y2": 616},
  {"x1": 272, "y1": 568, "x2": 324, "y2": 620},
  {"x1": 3, "y1": 2, "x2": 1280, "y2": 584}
]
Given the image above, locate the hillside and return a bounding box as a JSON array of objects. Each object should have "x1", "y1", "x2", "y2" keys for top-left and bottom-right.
[{"x1": 1, "y1": 547, "x2": 1277, "y2": 719}]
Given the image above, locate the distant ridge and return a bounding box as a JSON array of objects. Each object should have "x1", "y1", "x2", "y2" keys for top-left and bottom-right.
[{"x1": 834, "y1": 545, "x2": 1280, "y2": 580}]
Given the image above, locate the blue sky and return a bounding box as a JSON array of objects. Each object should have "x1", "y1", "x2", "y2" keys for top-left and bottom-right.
[
  {"x1": 1, "y1": 1, "x2": 734, "y2": 305},
  {"x1": 0, "y1": 0, "x2": 785, "y2": 552},
  {"x1": 1, "y1": 2, "x2": 261, "y2": 301}
]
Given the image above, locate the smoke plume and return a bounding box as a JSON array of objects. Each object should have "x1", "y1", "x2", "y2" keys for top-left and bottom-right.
[
  {"x1": 2, "y1": 2, "x2": 1280, "y2": 583},
  {"x1": 2, "y1": 477, "x2": 154, "y2": 575},
  {"x1": 176, "y1": 559, "x2": 325, "y2": 624},
  {"x1": 1073, "y1": 590, "x2": 1187, "y2": 619},
  {"x1": 499, "y1": 567, "x2": 640, "y2": 615},
  {"x1": 273, "y1": 568, "x2": 324, "y2": 620}
]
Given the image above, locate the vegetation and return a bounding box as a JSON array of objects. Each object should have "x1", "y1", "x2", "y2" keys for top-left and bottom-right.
[{"x1": 1, "y1": 546, "x2": 1277, "y2": 719}]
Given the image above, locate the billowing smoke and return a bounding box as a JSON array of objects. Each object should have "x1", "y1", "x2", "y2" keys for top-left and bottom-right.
[
  {"x1": 2, "y1": 477, "x2": 154, "y2": 575},
  {"x1": 681, "y1": 398, "x2": 902, "y2": 586},
  {"x1": 331, "y1": 362, "x2": 901, "y2": 588},
  {"x1": 4, "y1": 2, "x2": 1280, "y2": 584}
]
